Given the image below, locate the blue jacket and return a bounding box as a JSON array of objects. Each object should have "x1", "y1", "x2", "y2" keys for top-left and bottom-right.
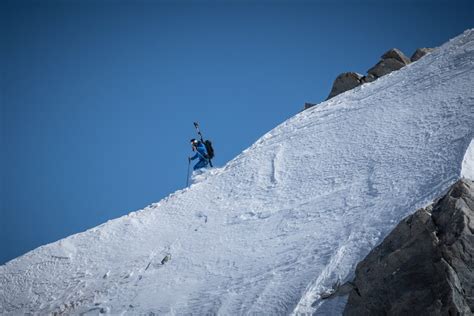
[{"x1": 191, "y1": 142, "x2": 208, "y2": 161}]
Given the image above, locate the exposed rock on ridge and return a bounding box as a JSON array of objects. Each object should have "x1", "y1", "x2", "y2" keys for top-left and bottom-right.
[
  {"x1": 344, "y1": 178, "x2": 474, "y2": 315},
  {"x1": 381, "y1": 48, "x2": 412, "y2": 64},
  {"x1": 411, "y1": 48, "x2": 434, "y2": 62},
  {"x1": 327, "y1": 72, "x2": 363, "y2": 100},
  {"x1": 367, "y1": 48, "x2": 412, "y2": 79},
  {"x1": 322, "y1": 47, "x2": 432, "y2": 102}
]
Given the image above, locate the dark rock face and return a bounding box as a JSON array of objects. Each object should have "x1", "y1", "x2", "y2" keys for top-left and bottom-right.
[
  {"x1": 367, "y1": 58, "x2": 407, "y2": 78},
  {"x1": 360, "y1": 74, "x2": 376, "y2": 83},
  {"x1": 382, "y1": 48, "x2": 412, "y2": 65},
  {"x1": 411, "y1": 48, "x2": 434, "y2": 62},
  {"x1": 327, "y1": 72, "x2": 363, "y2": 99},
  {"x1": 324, "y1": 48, "x2": 411, "y2": 101},
  {"x1": 304, "y1": 102, "x2": 317, "y2": 110},
  {"x1": 367, "y1": 48, "x2": 411, "y2": 79},
  {"x1": 344, "y1": 179, "x2": 474, "y2": 316},
  {"x1": 320, "y1": 46, "x2": 432, "y2": 104}
]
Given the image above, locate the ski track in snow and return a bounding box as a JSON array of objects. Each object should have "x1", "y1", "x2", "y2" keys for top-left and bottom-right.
[{"x1": 1, "y1": 30, "x2": 474, "y2": 315}]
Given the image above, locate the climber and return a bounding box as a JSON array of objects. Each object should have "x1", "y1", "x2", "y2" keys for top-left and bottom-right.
[{"x1": 189, "y1": 138, "x2": 209, "y2": 170}]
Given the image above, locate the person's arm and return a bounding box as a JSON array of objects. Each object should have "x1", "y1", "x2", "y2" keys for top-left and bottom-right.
[{"x1": 190, "y1": 152, "x2": 198, "y2": 160}]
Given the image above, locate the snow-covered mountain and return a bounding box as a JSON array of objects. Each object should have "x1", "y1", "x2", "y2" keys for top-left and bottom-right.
[{"x1": 1, "y1": 29, "x2": 473, "y2": 315}]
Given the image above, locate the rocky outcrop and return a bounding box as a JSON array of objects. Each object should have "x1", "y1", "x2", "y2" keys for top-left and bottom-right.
[
  {"x1": 323, "y1": 47, "x2": 432, "y2": 102},
  {"x1": 327, "y1": 72, "x2": 363, "y2": 100},
  {"x1": 344, "y1": 179, "x2": 474, "y2": 315},
  {"x1": 303, "y1": 102, "x2": 317, "y2": 110},
  {"x1": 367, "y1": 48, "x2": 411, "y2": 78},
  {"x1": 325, "y1": 48, "x2": 411, "y2": 100},
  {"x1": 382, "y1": 48, "x2": 412, "y2": 65},
  {"x1": 360, "y1": 73, "x2": 376, "y2": 84},
  {"x1": 411, "y1": 48, "x2": 434, "y2": 62},
  {"x1": 367, "y1": 58, "x2": 407, "y2": 78}
]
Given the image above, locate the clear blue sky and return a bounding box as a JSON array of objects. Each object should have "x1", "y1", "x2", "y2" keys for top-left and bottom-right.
[{"x1": 1, "y1": 0, "x2": 472, "y2": 265}]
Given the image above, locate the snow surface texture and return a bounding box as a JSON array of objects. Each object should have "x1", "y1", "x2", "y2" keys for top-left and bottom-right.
[{"x1": 1, "y1": 30, "x2": 474, "y2": 315}]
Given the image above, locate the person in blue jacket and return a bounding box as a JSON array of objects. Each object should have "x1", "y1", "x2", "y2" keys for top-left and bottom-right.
[{"x1": 189, "y1": 138, "x2": 209, "y2": 170}]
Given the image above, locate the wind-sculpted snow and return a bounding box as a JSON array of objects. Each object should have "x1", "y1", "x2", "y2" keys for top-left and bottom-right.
[{"x1": 1, "y1": 30, "x2": 474, "y2": 315}]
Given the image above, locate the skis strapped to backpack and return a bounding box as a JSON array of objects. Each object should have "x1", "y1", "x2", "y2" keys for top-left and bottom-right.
[{"x1": 193, "y1": 122, "x2": 214, "y2": 167}]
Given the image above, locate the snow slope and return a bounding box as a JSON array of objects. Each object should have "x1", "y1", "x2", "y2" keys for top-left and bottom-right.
[{"x1": 1, "y1": 30, "x2": 474, "y2": 315}]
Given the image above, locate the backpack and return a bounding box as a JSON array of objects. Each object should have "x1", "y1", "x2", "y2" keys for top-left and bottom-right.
[{"x1": 204, "y1": 140, "x2": 215, "y2": 160}]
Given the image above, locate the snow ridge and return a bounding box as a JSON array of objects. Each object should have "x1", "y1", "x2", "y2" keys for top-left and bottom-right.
[{"x1": 1, "y1": 29, "x2": 474, "y2": 315}]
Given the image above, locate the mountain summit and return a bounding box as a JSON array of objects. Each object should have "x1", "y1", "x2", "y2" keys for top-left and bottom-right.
[{"x1": 1, "y1": 30, "x2": 473, "y2": 315}]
